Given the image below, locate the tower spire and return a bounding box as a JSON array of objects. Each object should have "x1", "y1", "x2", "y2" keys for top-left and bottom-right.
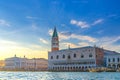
[
  {"x1": 52, "y1": 27, "x2": 58, "y2": 37},
  {"x1": 51, "y1": 27, "x2": 59, "y2": 52}
]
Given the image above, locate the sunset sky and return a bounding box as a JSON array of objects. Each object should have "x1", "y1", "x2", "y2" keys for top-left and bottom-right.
[{"x1": 0, "y1": 0, "x2": 120, "y2": 60}]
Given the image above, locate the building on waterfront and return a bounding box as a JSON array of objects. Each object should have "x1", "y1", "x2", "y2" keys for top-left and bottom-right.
[
  {"x1": 48, "y1": 46, "x2": 104, "y2": 71},
  {"x1": 48, "y1": 27, "x2": 120, "y2": 71},
  {"x1": 4, "y1": 55, "x2": 48, "y2": 71},
  {"x1": 48, "y1": 27, "x2": 104, "y2": 71},
  {"x1": 0, "y1": 60, "x2": 5, "y2": 70},
  {"x1": 4, "y1": 55, "x2": 26, "y2": 70},
  {"x1": 104, "y1": 50, "x2": 120, "y2": 69},
  {"x1": 27, "y1": 58, "x2": 48, "y2": 71}
]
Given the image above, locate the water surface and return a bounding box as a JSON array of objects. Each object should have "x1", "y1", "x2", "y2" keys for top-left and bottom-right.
[{"x1": 0, "y1": 71, "x2": 120, "y2": 80}]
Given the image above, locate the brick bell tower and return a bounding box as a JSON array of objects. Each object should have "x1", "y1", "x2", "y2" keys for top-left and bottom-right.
[{"x1": 51, "y1": 27, "x2": 59, "y2": 52}]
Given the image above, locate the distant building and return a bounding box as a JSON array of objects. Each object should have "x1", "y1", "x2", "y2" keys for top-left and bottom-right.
[
  {"x1": 0, "y1": 60, "x2": 5, "y2": 69},
  {"x1": 26, "y1": 58, "x2": 48, "y2": 71},
  {"x1": 4, "y1": 55, "x2": 26, "y2": 70},
  {"x1": 4, "y1": 55, "x2": 48, "y2": 71}
]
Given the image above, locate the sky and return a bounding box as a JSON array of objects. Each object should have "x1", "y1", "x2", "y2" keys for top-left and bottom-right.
[{"x1": 0, "y1": 0, "x2": 120, "y2": 60}]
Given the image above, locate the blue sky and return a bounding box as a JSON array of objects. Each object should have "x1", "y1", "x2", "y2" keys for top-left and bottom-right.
[{"x1": 0, "y1": 0, "x2": 120, "y2": 59}]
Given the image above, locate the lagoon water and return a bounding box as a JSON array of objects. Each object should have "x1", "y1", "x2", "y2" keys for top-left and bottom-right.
[{"x1": 0, "y1": 72, "x2": 120, "y2": 80}]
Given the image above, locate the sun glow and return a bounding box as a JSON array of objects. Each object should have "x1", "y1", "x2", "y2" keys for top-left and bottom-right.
[{"x1": 0, "y1": 40, "x2": 48, "y2": 60}]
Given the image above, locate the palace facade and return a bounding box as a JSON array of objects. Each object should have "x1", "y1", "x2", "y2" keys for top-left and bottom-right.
[
  {"x1": 48, "y1": 46, "x2": 104, "y2": 71},
  {"x1": 48, "y1": 27, "x2": 120, "y2": 71}
]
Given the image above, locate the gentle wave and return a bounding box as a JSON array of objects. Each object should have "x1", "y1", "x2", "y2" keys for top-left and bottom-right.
[{"x1": 0, "y1": 72, "x2": 120, "y2": 80}]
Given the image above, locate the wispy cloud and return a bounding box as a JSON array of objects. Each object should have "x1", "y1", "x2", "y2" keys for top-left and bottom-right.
[
  {"x1": 31, "y1": 23, "x2": 38, "y2": 30},
  {"x1": 99, "y1": 36, "x2": 120, "y2": 45},
  {"x1": 51, "y1": 1, "x2": 60, "y2": 5},
  {"x1": 70, "y1": 34, "x2": 97, "y2": 43},
  {"x1": 26, "y1": 16, "x2": 37, "y2": 19},
  {"x1": 48, "y1": 29, "x2": 53, "y2": 36},
  {"x1": 48, "y1": 29, "x2": 97, "y2": 43},
  {"x1": 60, "y1": 36, "x2": 120, "y2": 52},
  {"x1": 29, "y1": 44, "x2": 42, "y2": 50},
  {"x1": 97, "y1": 30, "x2": 104, "y2": 34},
  {"x1": 61, "y1": 24, "x2": 66, "y2": 27},
  {"x1": 92, "y1": 19, "x2": 104, "y2": 25},
  {"x1": 72, "y1": 0, "x2": 88, "y2": 4},
  {"x1": 78, "y1": 42, "x2": 89, "y2": 46},
  {"x1": 108, "y1": 14, "x2": 117, "y2": 18},
  {"x1": 61, "y1": 42, "x2": 90, "y2": 49},
  {"x1": 61, "y1": 42, "x2": 78, "y2": 48},
  {"x1": 39, "y1": 38, "x2": 48, "y2": 44},
  {"x1": 49, "y1": 29, "x2": 120, "y2": 53},
  {"x1": 0, "y1": 19, "x2": 10, "y2": 27},
  {"x1": 70, "y1": 19, "x2": 90, "y2": 28},
  {"x1": 70, "y1": 18, "x2": 104, "y2": 28},
  {"x1": 92, "y1": 36, "x2": 120, "y2": 52}
]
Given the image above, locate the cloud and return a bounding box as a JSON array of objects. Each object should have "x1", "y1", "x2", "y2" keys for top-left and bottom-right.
[
  {"x1": 61, "y1": 42, "x2": 90, "y2": 49},
  {"x1": 48, "y1": 29, "x2": 53, "y2": 36},
  {"x1": 78, "y1": 42, "x2": 89, "y2": 46},
  {"x1": 93, "y1": 36, "x2": 120, "y2": 53},
  {"x1": 26, "y1": 16, "x2": 37, "y2": 19},
  {"x1": 99, "y1": 36, "x2": 120, "y2": 45},
  {"x1": 96, "y1": 30, "x2": 104, "y2": 34},
  {"x1": 29, "y1": 44, "x2": 41, "y2": 50},
  {"x1": 48, "y1": 29, "x2": 120, "y2": 53},
  {"x1": 61, "y1": 42, "x2": 78, "y2": 48},
  {"x1": 70, "y1": 18, "x2": 104, "y2": 28},
  {"x1": 32, "y1": 23, "x2": 37, "y2": 30},
  {"x1": 48, "y1": 29, "x2": 97, "y2": 43},
  {"x1": 60, "y1": 36, "x2": 120, "y2": 53},
  {"x1": 0, "y1": 19, "x2": 10, "y2": 27},
  {"x1": 70, "y1": 19, "x2": 90, "y2": 28},
  {"x1": 108, "y1": 14, "x2": 117, "y2": 18},
  {"x1": 70, "y1": 34, "x2": 97, "y2": 43},
  {"x1": 61, "y1": 24, "x2": 66, "y2": 27},
  {"x1": 58, "y1": 32, "x2": 97, "y2": 43},
  {"x1": 51, "y1": 1, "x2": 60, "y2": 5},
  {"x1": 92, "y1": 19, "x2": 104, "y2": 25},
  {"x1": 39, "y1": 38, "x2": 48, "y2": 44}
]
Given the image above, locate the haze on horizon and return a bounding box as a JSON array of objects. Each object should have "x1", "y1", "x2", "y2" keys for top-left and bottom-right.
[{"x1": 0, "y1": 0, "x2": 120, "y2": 60}]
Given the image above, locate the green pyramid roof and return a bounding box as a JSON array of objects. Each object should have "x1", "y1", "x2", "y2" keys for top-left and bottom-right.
[{"x1": 52, "y1": 27, "x2": 58, "y2": 37}]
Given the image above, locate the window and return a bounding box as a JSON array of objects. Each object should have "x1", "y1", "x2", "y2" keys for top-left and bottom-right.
[
  {"x1": 118, "y1": 58, "x2": 119, "y2": 62},
  {"x1": 89, "y1": 54, "x2": 92, "y2": 57},
  {"x1": 68, "y1": 55, "x2": 71, "y2": 59},
  {"x1": 81, "y1": 54, "x2": 84, "y2": 58},
  {"x1": 56, "y1": 55, "x2": 59, "y2": 59},
  {"x1": 89, "y1": 50, "x2": 90, "y2": 52},
  {"x1": 96, "y1": 55, "x2": 97, "y2": 58},
  {"x1": 53, "y1": 43, "x2": 56, "y2": 45},
  {"x1": 108, "y1": 58, "x2": 110, "y2": 62},
  {"x1": 74, "y1": 53, "x2": 76, "y2": 58},
  {"x1": 51, "y1": 56, "x2": 53, "y2": 59},
  {"x1": 63, "y1": 55, "x2": 65, "y2": 58},
  {"x1": 113, "y1": 58, "x2": 115, "y2": 62}
]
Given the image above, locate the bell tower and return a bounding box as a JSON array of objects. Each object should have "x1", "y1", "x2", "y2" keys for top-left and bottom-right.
[{"x1": 51, "y1": 27, "x2": 59, "y2": 52}]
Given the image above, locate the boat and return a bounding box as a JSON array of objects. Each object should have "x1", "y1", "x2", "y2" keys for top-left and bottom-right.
[{"x1": 88, "y1": 67, "x2": 106, "y2": 72}]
